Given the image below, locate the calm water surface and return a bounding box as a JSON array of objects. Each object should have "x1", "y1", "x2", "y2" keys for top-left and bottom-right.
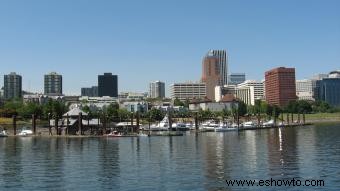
[{"x1": 0, "y1": 124, "x2": 340, "y2": 191}]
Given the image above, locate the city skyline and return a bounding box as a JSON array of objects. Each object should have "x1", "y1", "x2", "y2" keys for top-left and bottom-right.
[{"x1": 0, "y1": 0, "x2": 339, "y2": 95}]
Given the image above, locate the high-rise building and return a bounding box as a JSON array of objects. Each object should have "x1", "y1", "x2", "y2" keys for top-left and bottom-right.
[
  {"x1": 296, "y1": 79, "x2": 316, "y2": 101},
  {"x1": 214, "y1": 85, "x2": 237, "y2": 102},
  {"x1": 98, "y1": 73, "x2": 118, "y2": 97},
  {"x1": 44, "y1": 72, "x2": 62, "y2": 96},
  {"x1": 170, "y1": 82, "x2": 206, "y2": 102},
  {"x1": 236, "y1": 80, "x2": 265, "y2": 105},
  {"x1": 315, "y1": 71, "x2": 340, "y2": 107},
  {"x1": 81, "y1": 86, "x2": 98, "y2": 97},
  {"x1": 215, "y1": 80, "x2": 264, "y2": 105},
  {"x1": 149, "y1": 81, "x2": 165, "y2": 98},
  {"x1": 201, "y1": 55, "x2": 220, "y2": 101},
  {"x1": 207, "y1": 50, "x2": 228, "y2": 85},
  {"x1": 4, "y1": 72, "x2": 22, "y2": 100},
  {"x1": 265, "y1": 67, "x2": 296, "y2": 107},
  {"x1": 229, "y1": 73, "x2": 246, "y2": 85}
]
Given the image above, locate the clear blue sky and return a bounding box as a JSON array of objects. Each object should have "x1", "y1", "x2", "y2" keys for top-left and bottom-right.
[{"x1": 0, "y1": 0, "x2": 339, "y2": 95}]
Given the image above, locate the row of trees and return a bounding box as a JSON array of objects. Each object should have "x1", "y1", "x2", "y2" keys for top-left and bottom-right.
[
  {"x1": 0, "y1": 99, "x2": 68, "y2": 119},
  {"x1": 0, "y1": 97, "x2": 337, "y2": 124}
]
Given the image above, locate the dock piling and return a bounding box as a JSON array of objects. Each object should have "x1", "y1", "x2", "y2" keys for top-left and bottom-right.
[
  {"x1": 194, "y1": 113, "x2": 198, "y2": 131},
  {"x1": 303, "y1": 113, "x2": 306, "y2": 124},
  {"x1": 13, "y1": 115, "x2": 17, "y2": 135},
  {"x1": 32, "y1": 114, "x2": 36, "y2": 135},
  {"x1": 286, "y1": 113, "x2": 289, "y2": 126},
  {"x1": 79, "y1": 112, "x2": 82, "y2": 135},
  {"x1": 48, "y1": 113, "x2": 52, "y2": 136},
  {"x1": 136, "y1": 112, "x2": 140, "y2": 133}
]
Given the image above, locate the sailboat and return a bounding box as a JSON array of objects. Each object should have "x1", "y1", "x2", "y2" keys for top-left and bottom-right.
[{"x1": 150, "y1": 115, "x2": 170, "y2": 131}]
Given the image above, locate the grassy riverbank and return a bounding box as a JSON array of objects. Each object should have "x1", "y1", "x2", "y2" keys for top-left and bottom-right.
[{"x1": 282, "y1": 112, "x2": 340, "y2": 123}]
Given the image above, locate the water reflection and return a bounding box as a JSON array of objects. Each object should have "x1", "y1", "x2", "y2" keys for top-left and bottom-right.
[
  {"x1": 2, "y1": 138, "x2": 23, "y2": 189},
  {"x1": 0, "y1": 124, "x2": 339, "y2": 191},
  {"x1": 267, "y1": 128, "x2": 300, "y2": 179},
  {"x1": 97, "y1": 138, "x2": 120, "y2": 190}
]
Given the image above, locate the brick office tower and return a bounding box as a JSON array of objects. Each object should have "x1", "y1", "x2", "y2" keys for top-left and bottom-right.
[
  {"x1": 265, "y1": 67, "x2": 296, "y2": 107},
  {"x1": 201, "y1": 54, "x2": 221, "y2": 101}
]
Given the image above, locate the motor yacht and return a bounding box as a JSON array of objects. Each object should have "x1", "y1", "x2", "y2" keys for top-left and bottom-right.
[
  {"x1": 242, "y1": 121, "x2": 256, "y2": 128},
  {"x1": 0, "y1": 129, "x2": 8, "y2": 137},
  {"x1": 18, "y1": 127, "x2": 33, "y2": 136}
]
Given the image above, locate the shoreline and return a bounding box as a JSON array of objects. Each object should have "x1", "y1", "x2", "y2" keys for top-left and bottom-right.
[{"x1": 1, "y1": 120, "x2": 339, "y2": 138}]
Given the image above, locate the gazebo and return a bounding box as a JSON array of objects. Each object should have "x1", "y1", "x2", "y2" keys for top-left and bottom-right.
[{"x1": 50, "y1": 107, "x2": 102, "y2": 135}]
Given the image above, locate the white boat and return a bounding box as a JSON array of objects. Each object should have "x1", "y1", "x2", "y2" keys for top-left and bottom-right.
[
  {"x1": 0, "y1": 130, "x2": 8, "y2": 137},
  {"x1": 138, "y1": 133, "x2": 149, "y2": 137},
  {"x1": 231, "y1": 123, "x2": 239, "y2": 128},
  {"x1": 18, "y1": 127, "x2": 33, "y2": 136},
  {"x1": 150, "y1": 115, "x2": 169, "y2": 131},
  {"x1": 199, "y1": 120, "x2": 218, "y2": 132},
  {"x1": 106, "y1": 131, "x2": 123, "y2": 137},
  {"x1": 215, "y1": 123, "x2": 238, "y2": 132},
  {"x1": 262, "y1": 119, "x2": 274, "y2": 127},
  {"x1": 242, "y1": 121, "x2": 256, "y2": 128},
  {"x1": 172, "y1": 122, "x2": 190, "y2": 131},
  {"x1": 185, "y1": 123, "x2": 195, "y2": 130}
]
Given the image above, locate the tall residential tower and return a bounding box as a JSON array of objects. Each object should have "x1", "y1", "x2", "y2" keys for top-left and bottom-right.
[
  {"x1": 4, "y1": 72, "x2": 22, "y2": 100},
  {"x1": 44, "y1": 72, "x2": 63, "y2": 96},
  {"x1": 149, "y1": 81, "x2": 165, "y2": 98},
  {"x1": 208, "y1": 50, "x2": 228, "y2": 86}
]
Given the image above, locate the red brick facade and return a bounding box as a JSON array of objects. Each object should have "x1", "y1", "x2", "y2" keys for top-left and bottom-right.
[
  {"x1": 201, "y1": 56, "x2": 221, "y2": 101},
  {"x1": 265, "y1": 67, "x2": 296, "y2": 107}
]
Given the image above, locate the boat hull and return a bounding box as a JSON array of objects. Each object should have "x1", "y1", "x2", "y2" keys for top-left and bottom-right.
[{"x1": 215, "y1": 128, "x2": 238, "y2": 132}]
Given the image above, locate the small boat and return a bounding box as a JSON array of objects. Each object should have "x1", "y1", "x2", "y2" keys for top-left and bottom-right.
[
  {"x1": 106, "y1": 131, "x2": 122, "y2": 137},
  {"x1": 199, "y1": 120, "x2": 218, "y2": 132},
  {"x1": 262, "y1": 119, "x2": 274, "y2": 127},
  {"x1": 138, "y1": 133, "x2": 149, "y2": 137},
  {"x1": 0, "y1": 129, "x2": 8, "y2": 137},
  {"x1": 172, "y1": 122, "x2": 190, "y2": 131},
  {"x1": 106, "y1": 131, "x2": 138, "y2": 137},
  {"x1": 215, "y1": 123, "x2": 238, "y2": 132},
  {"x1": 18, "y1": 127, "x2": 33, "y2": 136},
  {"x1": 278, "y1": 122, "x2": 285, "y2": 127},
  {"x1": 150, "y1": 115, "x2": 170, "y2": 131},
  {"x1": 185, "y1": 123, "x2": 195, "y2": 130},
  {"x1": 242, "y1": 121, "x2": 256, "y2": 128}
]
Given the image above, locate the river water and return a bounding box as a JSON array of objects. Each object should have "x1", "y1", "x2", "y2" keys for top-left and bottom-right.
[{"x1": 0, "y1": 124, "x2": 339, "y2": 191}]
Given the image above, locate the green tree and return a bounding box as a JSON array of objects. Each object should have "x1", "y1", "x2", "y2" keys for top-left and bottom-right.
[
  {"x1": 118, "y1": 108, "x2": 131, "y2": 121},
  {"x1": 4, "y1": 99, "x2": 23, "y2": 111},
  {"x1": 173, "y1": 98, "x2": 185, "y2": 107},
  {"x1": 18, "y1": 102, "x2": 43, "y2": 118},
  {"x1": 197, "y1": 109, "x2": 215, "y2": 122},
  {"x1": 148, "y1": 108, "x2": 164, "y2": 122},
  {"x1": 220, "y1": 108, "x2": 231, "y2": 121},
  {"x1": 106, "y1": 103, "x2": 119, "y2": 121},
  {"x1": 312, "y1": 101, "x2": 331, "y2": 113},
  {"x1": 42, "y1": 99, "x2": 68, "y2": 119},
  {"x1": 237, "y1": 101, "x2": 247, "y2": 117},
  {"x1": 297, "y1": 100, "x2": 312, "y2": 114},
  {"x1": 271, "y1": 105, "x2": 282, "y2": 118},
  {"x1": 286, "y1": 100, "x2": 298, "y2": 113}
]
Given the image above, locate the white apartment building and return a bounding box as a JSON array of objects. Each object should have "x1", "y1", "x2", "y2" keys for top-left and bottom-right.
[
  {"x1": 170, "y1": 82, "x2": 206, "y2": 102},
  {"x1": 236, "y1": 80, "x2": 264, "y2": 105},
  {"x1": 296, "y1": 79, "x2": 316, "y2": 101},
  {"x1": 149, "y1": 81, "x2": 165, "y2": 98}
]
